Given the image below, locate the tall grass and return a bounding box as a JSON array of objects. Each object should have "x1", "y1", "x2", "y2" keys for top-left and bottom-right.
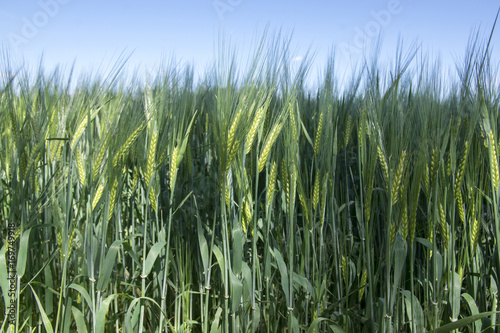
[{"x1": 1, "y1": 29, "x2": 500, "y2": 332}]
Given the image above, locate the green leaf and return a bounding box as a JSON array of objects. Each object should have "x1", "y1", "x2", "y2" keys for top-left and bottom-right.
[
  {"x1": 29, "y1": 283, "x2": 54, "y2": 333},
  {"x1": 308, "y1": 317, "x2": 345, "y2": 333},
  {"x1": 95, "y1": 294, "x2": 116, "y2": 333},
  {"x1": 68, "y1": 283, "x2": 93, "y2": 311},
  {"x1": 449, "y1": 272, "x2": 461, "y2": 321},
  {"x1": 429, "y1": 312, "x2": 498, "y2": 333},
  {"x1": 391, "y1": 236, "x2": 407, "y2": 311},
  {"x1": 97, "y1": 240, "x2": 123, "y2": 291},
  {"x1": 72, "y1": 306, "x2": 88, "y2": 333},
  {"x1": 17, "y1": 229, "x2": 31, "y2": 277},
  {"x1": 402, "y1": 290, "x2": 424, "y2": 332},
  {"x1": 272, "y1": 247, "x2": 289, "y2": 306},
  {"x1": 143, "y1": 241, "x2": 166, "y2": 276},
  {"x1": 462, "y1": 293, "x2": 481, "y2": 332},
  {"x1": 210, "y1": 307, "x2": 223, "y2": 333}
]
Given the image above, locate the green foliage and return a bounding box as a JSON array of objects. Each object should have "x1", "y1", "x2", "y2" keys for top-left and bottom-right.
[{"x1": 1, "y1": 30, "x2": 500, "y2": 332}]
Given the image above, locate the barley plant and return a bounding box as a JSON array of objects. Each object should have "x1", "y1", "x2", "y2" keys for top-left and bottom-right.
[{"x1": 1, "y1": 28, "x2": 500, "y2": 332}]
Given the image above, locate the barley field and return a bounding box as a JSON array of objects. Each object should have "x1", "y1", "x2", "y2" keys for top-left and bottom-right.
[{"x1": 1, "y1": 32, "x2": 500, "y2": 332}]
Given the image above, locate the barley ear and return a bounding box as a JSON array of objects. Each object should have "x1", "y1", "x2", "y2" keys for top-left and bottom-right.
[
  {"x1": 246, "y1": 106, "x2": 265, "y2": 154},
  {"x1": 76, "y1": 147, "x2": 85, "y2": 187},
  {"x1": 314, "y1": 113, "x2": 323, "y2": 156},
  {"x1": 258, "y1": 122, "x2": 283, "y2": 173},
  {"x1": 70, "y1": 115, "x2": 89, "y2": 150}
]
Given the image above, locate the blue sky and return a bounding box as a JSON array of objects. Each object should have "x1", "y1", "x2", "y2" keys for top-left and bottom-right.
[{"x1": 0, "y1": 0, "x2": 499, "y2": 86}]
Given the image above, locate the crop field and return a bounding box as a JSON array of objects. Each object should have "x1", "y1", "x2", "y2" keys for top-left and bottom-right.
[{"x1": 0, "y1": 33, "x2": 500, "y2": 332}]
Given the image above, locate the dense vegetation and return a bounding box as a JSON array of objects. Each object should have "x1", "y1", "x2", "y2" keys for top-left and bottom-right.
[{"x1": 1, "y1": 32, "x2": 500, "y2": 332}]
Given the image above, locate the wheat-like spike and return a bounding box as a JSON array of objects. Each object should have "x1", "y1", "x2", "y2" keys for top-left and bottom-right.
[
  {"x1": 391, "y1": 151, "x2": 406, "y2": 204},
  {"x1": 299, "y1": 193, "x2": 310, "y2": 226},
  {"x1": 132, "y1": 166, "x2": 139, "y2": 191},
  {"x1": 9, "y1": 108, "x2": 17, "y2": 138},
  {"x1": 246, "y1": 106, "x2": 265, "y2": 154},
  {"x1": 341, "y1": 255, "x2": 348, "y2": 285},
  {"x1": 281, "y1": 160, "x2": 289, "y2": 208},
  {"x1": 242, "y1": 199, "x2": 252, "y2": 234},
  {"x1": 313, "y1": 171, "x2": 320, "y2": 210},
  {"x1": 471, "y1": 217, "x2": 479, "y2": 254},
  {"x1": 455, "y1": 141, "x2": 469, "y2": 191},
  {"x1": 108, "y1": 177, "x2": 118, "y2": 221},
  {"x1": 145, "y1": 129, "x2": 157, "y2": 188},
  {"x1": 67, "y1": 229, "x2": 76, "y2": 259},
  {"x1": 93, "y1": 137, "x2": 108, "y2": 181},
  {"x1": 76, "y1": 147, "x2": 85, "y2": 187},
  {"x1": 439, "y1": 203, "x2": 449, "y2": 250},
  {"x1": 359, "y1": 268, "x2": 368, "y2": 302},
  {"x1": 170, "y1": 146, "x2": 179, "y2": 190},
  {"x1": 57, "y1": 230, "x2": 63, "y2": 262},
  {"x1": 377, "y1": 145, "x2": 389, "y2": 189},
  {"x1": 227, "y1": 109, "x2": 243, "y2": 153},
  {"x1": 267, "y1": 161, "x2": 278, "y2": 207},
  {"x1": 70, "y1": 115, "x2": 89, "y2": 150},
  {"x1": 430, "y1": 148, "x2": 439, "y2": 188},
  {"x1": 344, "y1": 115, "x2": 352, "y2": 148},
  {"x1": 226, "y1": 139, "x2": 241, "y2": 171},
  {"x1": 258, "y1": 122, "x2": 283, "y2": 172},
  {"x1": 314, "y1": 113, "x2": 323, "y2": 156},
  {"x1": 113, "y1": 124, "x2": 145, "y2": 167},
  {"x1": 49, "y1": 140, "x2": 61, "y2": 163},
  {"x1": 225, "y1": 170, "x2": 232, "y2": 207},
  {"x1": 424, "y1": 164, "x2": 430, "y2": 197},
  {"x1": 289, "y1": 103, "x2": 297, "y2": 141},
  {"x1": 20, "y1": 149, "x2": 27, "y2": 179},
  {"x1": 150, "y1": 187, "x2": 157, "y2": 212},
  {"x1": 456, "y1": 189, "x2": 465, "y2": 225},
  {"x1": 489, "y1": 131, "x2": 500, "y2": 191},
  {"x1": 390, "y1": 222, "x2": 397, "y2": 246},
  {"x1": 92, "y1": 181, "x2": 105, "y2": 211},
  {"x1": 401, "y1": 200, "x2": 408, "y2": 241}
]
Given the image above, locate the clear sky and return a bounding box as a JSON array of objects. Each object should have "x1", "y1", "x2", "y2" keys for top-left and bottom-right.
[{"x1": 1, "y1": 0, "x2": 499, "y2": 87}]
